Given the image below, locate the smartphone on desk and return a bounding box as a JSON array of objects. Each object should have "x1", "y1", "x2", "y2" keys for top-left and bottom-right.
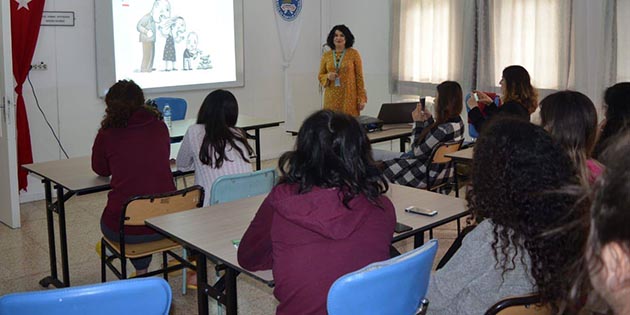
[
  {"x1": 395, "y1": 222, "x2": 412, "y2": 233},
  {"x1": 405, "y1": 206, "x2": 438, "y2": 217}
]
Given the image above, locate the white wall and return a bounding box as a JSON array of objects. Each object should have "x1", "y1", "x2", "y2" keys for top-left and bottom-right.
[{"x1": 20, "y1": 0, "x2": 396, "y2": 202}]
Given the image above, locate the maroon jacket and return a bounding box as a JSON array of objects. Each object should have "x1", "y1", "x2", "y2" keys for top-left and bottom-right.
[
  {"x1": 238, "y1": 184, "x2": 396, "y2": 315},
  {"x1": 92, "y1": 108, "x2": 175, "y2": 235}
]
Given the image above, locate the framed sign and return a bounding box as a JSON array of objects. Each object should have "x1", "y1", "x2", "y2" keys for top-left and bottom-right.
[{"x1": 41, "y1": 11, "x2": 75, "y2": 26}]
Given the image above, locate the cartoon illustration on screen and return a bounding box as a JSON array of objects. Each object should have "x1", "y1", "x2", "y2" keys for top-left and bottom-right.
[
  {"x1": 160, "y1": 16, "x2": 186, "y2": 71},
  {"x1": 182, "y1": 32, "x2": 199, "y2": 71},
  {"x1": 136, "y1": 0, "x2": 170, "y2": 72}
]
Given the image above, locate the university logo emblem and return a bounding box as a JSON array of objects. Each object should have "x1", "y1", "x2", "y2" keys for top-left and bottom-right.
[{"x1": 275, "y1": 0, "x2": 302, "y2": 22}]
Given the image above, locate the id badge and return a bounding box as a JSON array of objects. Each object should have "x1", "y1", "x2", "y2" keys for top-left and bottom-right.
[{"x1": 334, "y1": 77, "x2": 341, "y2": 87}]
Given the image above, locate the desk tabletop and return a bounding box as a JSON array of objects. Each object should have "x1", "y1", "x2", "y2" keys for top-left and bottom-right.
[
  {"x1": 445, "y1": 147, "x2": 473, "y2": 162},
  {"x1": 367, "y1": 124, "x2": 412, "y2": 143},
  {"x1": 23, "y1": 144, "x2": 182, "y2": 194},
  {"x1": 22, "y1": 156, "x2": 110, "y2": 194},
  {"x1": 145, "y1": 184, "x2": 467, "y2": 284},
  {"x1": 170, "y1": 115, "x2": 284, "y2": 139}
]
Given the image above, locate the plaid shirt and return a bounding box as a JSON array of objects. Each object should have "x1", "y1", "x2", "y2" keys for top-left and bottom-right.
[{"x1": 383, "y1": 117, "x2": 464, "y2": 189}]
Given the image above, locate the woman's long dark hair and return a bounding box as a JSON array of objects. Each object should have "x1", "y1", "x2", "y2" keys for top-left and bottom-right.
[
  {"x1": 540, "y1": 90, "x2": 598, "y2": 187},
  {"x1": 278, "y1": 110, "x2": 388, "y2": 208},
  {"x1": 100, "y1": 80, "x2": 159, "y2": 130},
  {"x1": 587, "y1": 132, "x2": 630, "y2": 304},
  {"x1": 594, "y1": 82, "x2": 630, "y2": 159},
  {"x1": 502, "y1": 65, "x2": 538, "y2": 114},
  {"x1": 414, "y1": 81, "x2": 463, "y2": 145},
  {"x1": 196, "y1": 89, "x2": 252, "y2": 168},
  {"x1": 467, "y1": 118, "x2": 585, "y2": 309}
]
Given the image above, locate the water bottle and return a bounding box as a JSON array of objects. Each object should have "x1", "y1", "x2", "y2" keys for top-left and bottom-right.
[{"x1": 163, "y1": 104, "x2": 172, "y2": 129}]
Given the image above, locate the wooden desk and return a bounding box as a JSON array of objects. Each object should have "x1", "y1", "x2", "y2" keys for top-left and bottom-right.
[
  {"x1": 367, "y1": 124, "x2": 412, "y2": 152},
  {"x1": 22, "y1": 154, "x2": 188, "y2": 288},
  {"x1": 289, "y1": 124, "x2": 412, "y2": 152},
  {"x1": 171, "y1": 115, "x2": 284, "y2": 170},
  {"x1": 445, "y1": 147, "x2": 473, "y2": 162},
  {"x1": 146, "y1": 184, "x2": 468, "y2": 315}
]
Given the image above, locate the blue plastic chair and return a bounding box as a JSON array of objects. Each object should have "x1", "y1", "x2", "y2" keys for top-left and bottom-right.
[
  {"x1": 153, "y1": 97, "x2": 188, "y2": 121},
  {"x1": 327, "y1": 239, "x2": 439, "y2": 315},
  {"x1": 210, "y1": 168, "x2": 276, "y2": 205},
  {"x1": 0, "y1": 278, "x2": 172, "y2": 315}
]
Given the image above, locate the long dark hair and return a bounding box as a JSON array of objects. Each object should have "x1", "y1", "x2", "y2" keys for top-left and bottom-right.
[
  {"x1": 100, "y1": 80, "x2": 159, "y2": 130},
  {"x1": 326, "y1": 24, "x2": 355, "y2": 49},
  {"x1": 196, "y1": 89, "x2": 252, "y2": 168},
  {"x1": 278, "y1": 110, "x2": 388, "y2": 208},
  {"x1": 594, "y1": 82, "x2": 630, "y2": 159},
  {"x1": 540, "y1": 90, "x2": 598, "y2": 187},
  {"x1": 468, "y1": 118, "x2": 584, "y2": 308},
  {"x1": 587, "y1": 132, "x2": 630, "y2": 300},
  {"x1": 415, "y1": 81, "x2": 463, "y2": 144},
  {"x1": 502, "y1": 65, "x2": 538, "y2": 114}
]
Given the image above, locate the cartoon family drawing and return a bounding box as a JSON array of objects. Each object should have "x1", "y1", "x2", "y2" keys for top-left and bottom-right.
[{"x1": 137, "y1": 0, "x2": 212, "y2": 73}]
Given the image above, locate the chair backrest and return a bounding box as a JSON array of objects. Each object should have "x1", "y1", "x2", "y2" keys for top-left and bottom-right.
[
  {"x1": 0, "y1": 278, "x2": 172, "y2": 315},
  {"x1": 210, "y1": 168, "x2": 276, "y2": 205},
  {"x1": 123, "y1": 185, "x2": 204, "y2": 226},
  {"x1": 153, "y1": 97, "x2": 187, "y2": 121},
  {"x1": 327, "y1": 239, "x2": 438, "y2": 315},
  {"x1": 484, "y1": 294, "x2": 552, "y2": 315},
  {"x1": 429, "y1": 140, "x2": 464, "y2": 165}
]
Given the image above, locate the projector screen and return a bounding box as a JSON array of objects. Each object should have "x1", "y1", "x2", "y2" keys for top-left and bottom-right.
[{"x1": 95, "y1": 0, "x2": 244, "y2": 97}]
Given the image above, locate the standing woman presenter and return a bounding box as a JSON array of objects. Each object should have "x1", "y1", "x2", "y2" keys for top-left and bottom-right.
[{"x1": 318, "y1": 25, "x2": 367, "y2": 117}]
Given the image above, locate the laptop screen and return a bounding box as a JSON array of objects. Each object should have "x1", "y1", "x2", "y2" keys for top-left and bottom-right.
[{"x1": 377, "y1": 100, "x2": 423, "y2": 124}]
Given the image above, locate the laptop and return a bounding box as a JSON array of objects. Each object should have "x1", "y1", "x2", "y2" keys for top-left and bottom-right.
[{"x1": 377, "y1": 99, "x2": 424, "y2": 124}]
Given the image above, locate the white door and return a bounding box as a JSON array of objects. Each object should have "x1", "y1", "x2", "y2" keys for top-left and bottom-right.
[{"x1": 0, "y1": 0, "x2": 21, "y2": 228}]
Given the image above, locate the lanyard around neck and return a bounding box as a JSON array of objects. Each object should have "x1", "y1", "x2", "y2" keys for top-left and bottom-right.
[{"x1": 333, "y1": 49, "x2": 346, "y2": 71}]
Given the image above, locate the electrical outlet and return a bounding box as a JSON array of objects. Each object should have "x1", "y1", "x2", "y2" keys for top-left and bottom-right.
[{"x1": 30, "y1": 62, "x2": 48, "y2": 70}]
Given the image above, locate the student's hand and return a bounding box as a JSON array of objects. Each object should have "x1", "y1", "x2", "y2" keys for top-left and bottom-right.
[
  {"x1": 473, "y1": 91, "x2": 493, "y2": 104},
  {"x1": 412, "y1": 103, "x2": 431, "y2": 122},
  {"x1": 467, "y1": 95, "x2": 479, "y2": 109},
  {"x1": 147, "y1": 30, "x2": 153, "y2": 38},
  {"x1": 358, "y1": 102, "x2": 366, "y2": 111},
  {"x1": 327, "y1": 72, "x2": 338, "y2": 81}
]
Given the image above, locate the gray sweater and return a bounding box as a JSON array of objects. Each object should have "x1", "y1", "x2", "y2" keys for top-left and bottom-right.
[{"x1": 426, "y1": 220, "x2": 536, "y2": 315}]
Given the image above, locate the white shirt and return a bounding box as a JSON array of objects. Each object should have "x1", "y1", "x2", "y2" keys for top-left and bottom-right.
[{"x1": 176, "y1": 124, "x2": 253, "y2": 206}]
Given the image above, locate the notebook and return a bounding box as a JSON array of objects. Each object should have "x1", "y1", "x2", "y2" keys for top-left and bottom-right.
[{"x1": 377, "y1": 100, "x2": 423, "y2": 124}]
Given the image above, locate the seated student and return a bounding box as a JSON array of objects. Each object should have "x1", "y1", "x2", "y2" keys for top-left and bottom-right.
[
  {"x1": 586, "y1": 133, "x2": 630, "y2": 315},
  {"x1": 380, "y1": 81, "x2": 464, "y2": 189},
  {"x1": 468, "y1": 65, "x2": 538, "y2": 131},
  {"x1": 92, "y1": 80, "x2": 176, "y2": 275},
  {"x1": 427, "y1": 119, "x2": 584, "y2": 315},
  {"x1": 540, "y1": 90, "x2": 603, "y2": 186},
  {"x1": 176, "y1": 89, "x2": 253, "y2": 206},
  {"x1": 593, "y1": 82, "x2": 630, "y2": 160},
  {"x1": 237, "y1": 110, "x2": 396, "y2": 315}
]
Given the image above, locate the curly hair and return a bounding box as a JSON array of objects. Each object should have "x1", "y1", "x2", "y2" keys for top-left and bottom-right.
[
  {"x1": 278, "y1": 110, "x2": 388, "y2": 208},
  {"x1": 100, "y1": 80, "x2": 160, "y2": 130},
  {"x1": 501, "y1": 65, "x2": 538, "y2": 114},
  {"x1": 467, "y1": 118, "x2": 585, "y2": 308}
]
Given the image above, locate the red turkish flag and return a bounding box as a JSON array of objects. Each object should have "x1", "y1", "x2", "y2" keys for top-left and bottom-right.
[{"x1": 11, "y1": 0, "x2": 46, "y2": 191}]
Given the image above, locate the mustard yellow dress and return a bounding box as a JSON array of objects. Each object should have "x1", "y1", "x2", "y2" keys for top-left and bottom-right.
[{"x1": 318, "y1": 48, "x2": 367, "y2": 117}]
